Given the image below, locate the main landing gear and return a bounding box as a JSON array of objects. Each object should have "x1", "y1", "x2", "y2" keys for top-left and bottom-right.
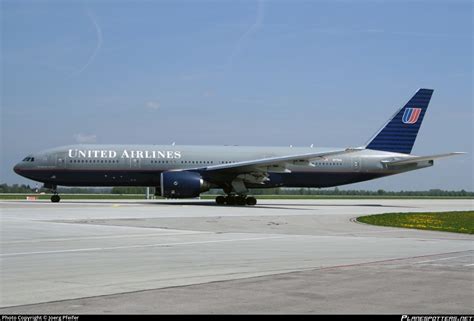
[{"x1": 215, "y1": 195, "x2": 257, "y2": 206}]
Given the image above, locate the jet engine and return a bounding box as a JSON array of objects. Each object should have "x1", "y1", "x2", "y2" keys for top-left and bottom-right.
[{"x1": 161, "y1": 171, "x2": 210, "y2": 198}]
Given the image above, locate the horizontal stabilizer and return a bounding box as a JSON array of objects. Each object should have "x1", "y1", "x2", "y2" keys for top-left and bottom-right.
[{"x1": 381, "y1": 152, "x2": 465, "y2": 166}]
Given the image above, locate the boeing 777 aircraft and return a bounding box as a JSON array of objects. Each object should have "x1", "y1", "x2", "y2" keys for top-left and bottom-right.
[{"x1": 13, "y1": 89, "x2": 463, "y2": 205}]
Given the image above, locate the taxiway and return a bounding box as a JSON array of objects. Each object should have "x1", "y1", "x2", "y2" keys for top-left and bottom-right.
[{"x1": 0, "y1": 199, "x2": 472, "y2": 313}]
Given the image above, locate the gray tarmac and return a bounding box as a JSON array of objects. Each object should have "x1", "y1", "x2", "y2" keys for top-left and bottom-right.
[{"x1": 0, "y1": 199, "x2": 473, "y2": 314}]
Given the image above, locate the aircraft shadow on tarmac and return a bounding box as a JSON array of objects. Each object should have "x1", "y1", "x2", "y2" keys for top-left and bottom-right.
[
  {"x1": 58, "y1": 200, "x2": 411, "y2": 210},
  {"x1": 152, "y1": 202, "x2": 410, "y2": 209}
]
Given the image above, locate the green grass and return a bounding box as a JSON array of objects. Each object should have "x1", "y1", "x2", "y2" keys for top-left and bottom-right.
[
  {"x1": 357, "y1": 211, "x2": 474, "y2": 234},
  {"x1": 0, "y1": 194, "x2": 147, "y2": 200},
  {"x1": 0, "y1": 193, "x2": 472, "y2": 200},
  {"x1": 202, "y1": 195, "x2": 473, "y2": 200}
]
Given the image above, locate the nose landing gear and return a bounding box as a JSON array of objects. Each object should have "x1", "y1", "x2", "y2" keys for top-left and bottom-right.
[
  {"x1": 51, "y1": 193, "x2": 61, "y2": 203},
  {"x1": 47, "y1": 185, "x2": 61, "y2": 203},
  {"x1": 215, "y1": 195, "x2": 257, "y2": 206}
]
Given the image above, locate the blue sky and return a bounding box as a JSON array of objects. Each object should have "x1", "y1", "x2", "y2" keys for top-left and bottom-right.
[{"x1": 1, "y1": 0, "x2": 472, "y2": 190}]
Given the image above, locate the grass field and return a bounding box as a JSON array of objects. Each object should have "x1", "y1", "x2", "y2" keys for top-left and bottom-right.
[
  {"x1": 0, "y1": 193, "x2": 473, "y2": 200},
  {"x1": 357, "y1": 211, "x2": 474, "y2": 234}
]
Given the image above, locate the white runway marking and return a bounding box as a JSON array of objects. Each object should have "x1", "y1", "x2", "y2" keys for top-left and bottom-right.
[
  {"x1": 0, "y1": 231, "x2": 211, "y2": 244},
  {"x1": 0, "y1": 235, "x2": 290, "y2": 257},
  {"x1": 413, "y1": 255, "x2": 472, "y2": 264}
]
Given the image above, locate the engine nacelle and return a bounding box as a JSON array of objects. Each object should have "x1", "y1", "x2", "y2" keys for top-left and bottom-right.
[{"x1": 161, "y1": 171, "x2": 210, "y2": 198}]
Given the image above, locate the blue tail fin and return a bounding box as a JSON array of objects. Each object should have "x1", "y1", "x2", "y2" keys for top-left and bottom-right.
[{"x1": 365, "y1": 88, "x2": 433, "y2": 154}]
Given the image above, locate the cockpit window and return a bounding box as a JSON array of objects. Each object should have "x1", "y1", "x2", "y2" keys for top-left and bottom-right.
[
  {"x1": 23, "y1": 157, "x2": 30, "y2": 161},
  {"x1": 22, "y1": 157, "x2": 35, "y2": 162}
]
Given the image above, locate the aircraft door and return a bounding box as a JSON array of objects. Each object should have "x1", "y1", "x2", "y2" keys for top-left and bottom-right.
[
  {"x1": 352, "y1": 157, "x2": 361, "y2": 172},
  {"x1": 130, "y1": 158, "x2": 141, "y2": 169},
  {"x1": 57, "y1": 155, "x2": 66, "y2": 168}
]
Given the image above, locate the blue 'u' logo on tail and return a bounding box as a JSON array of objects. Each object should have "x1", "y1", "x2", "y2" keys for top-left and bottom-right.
[{"x1": 402, "y1": 108, "x2": 422, "y2": 124}]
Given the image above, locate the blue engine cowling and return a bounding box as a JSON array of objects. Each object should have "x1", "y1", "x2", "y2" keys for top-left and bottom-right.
[{"x1": 161, "y1": 171, "x2": 210, "y2": 198}]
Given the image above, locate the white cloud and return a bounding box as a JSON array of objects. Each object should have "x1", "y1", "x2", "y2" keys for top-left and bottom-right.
[
  {"x1": 229, "y1": 0, "x2": 265, "y2": 67},
  {"x1": 146, "y1": 101, "x2": 160, "y2": 110},
  {"x1": 74, "y1": 133, "x2": 97, "y2": 144},
  {"x1": 203, "y1": 90, "x2": 216, "y2": 98},
  {"x1": 72, "y1": 9, "x2": 103, "y2": 76}
]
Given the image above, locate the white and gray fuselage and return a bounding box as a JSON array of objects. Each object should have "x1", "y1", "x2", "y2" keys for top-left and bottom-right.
[{"x1": 14, "y1": 144, "x2": 431, "y2": 189}]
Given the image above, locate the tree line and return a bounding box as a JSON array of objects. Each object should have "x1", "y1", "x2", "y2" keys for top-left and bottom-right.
[
  {"x1": 246, "y1": 187, "x2": 473, "y2": 197},
  {"x1": 0, "y1": 184, "x2": 111, "y2": 194},
  {"x1": 1, "y1": 183, "x2": 472, "y2": 197}
]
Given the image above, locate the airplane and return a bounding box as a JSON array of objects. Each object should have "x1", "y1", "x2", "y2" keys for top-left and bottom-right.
[{"x1": 13, "y1": 88, "x2": 464, "y2": 205}]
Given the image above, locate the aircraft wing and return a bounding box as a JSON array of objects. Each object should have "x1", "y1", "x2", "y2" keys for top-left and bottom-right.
[
  {"x1": 381, "y1": 152, "x2": 465, "y2": 167},
  {"x1": 199, "y1": 147, "x2": 362, "y2": 174}
]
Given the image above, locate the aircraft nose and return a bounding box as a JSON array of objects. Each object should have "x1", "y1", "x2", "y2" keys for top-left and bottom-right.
[{"x1": 13, "y1": 163, "x2": 23, "y2": 174}]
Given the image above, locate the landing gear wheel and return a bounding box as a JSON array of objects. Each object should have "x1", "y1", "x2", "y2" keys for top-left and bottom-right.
[
  {"x1": 246, "y1": 197, "x2": 257, "y2": 206},
  {"x1": 219, "y1": 194, "x2": 257, "y2": 206},
  {"x1": 51, "y1": 194, "x2": 61, "y2": 203},
  {"x1": 236, "y1": 196, "x2": 247, "y2": 206},
  {"x1": 225, "y1": 196, "x2": 236, "y2": 205},
  {"x1": 215, "y1": 196, "x2": 226, "y2": 205}
]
